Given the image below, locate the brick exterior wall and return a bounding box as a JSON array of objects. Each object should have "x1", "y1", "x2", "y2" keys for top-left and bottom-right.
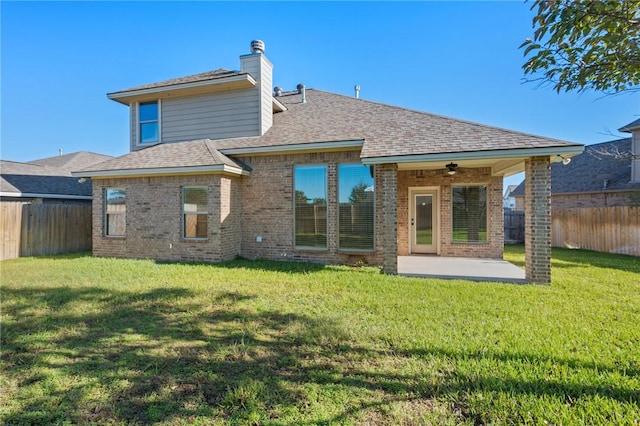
[
  {"x1": 92, "y1": 175, "x2": 240, "y2": 262},
  {"x1": 397, "y1": 168, "x2": 504, "y2": 258},
  {"x1": 91, "y1": 153, "x2": 510, "y2": 270},
  {"x1": 379, "y1": 164, "x2": 398, "y2": 274},
  {"x1": 238, "y1": 150, "x2": 383, "y2": 266},
  {"x1": 524, "y1": 157, "x2": 551, "y2": 284}
]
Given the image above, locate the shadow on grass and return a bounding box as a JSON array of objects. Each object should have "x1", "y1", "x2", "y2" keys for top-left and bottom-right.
[
  {"x1": 550, "y1": 247, "x2": 640, "y2": 273},
  {"x1": 505, "y1": 244, "x2": 640, "y2": 274},
  {"x1": 155, "y1": 256, "x2": 331, "y2": 275},
  {"x1": 2, "y1": 285, "x2": 637, "y2": 424}
]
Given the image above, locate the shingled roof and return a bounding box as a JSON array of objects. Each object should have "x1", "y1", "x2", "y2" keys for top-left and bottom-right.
[
  {"x1": 78, "y1": 88, "x2": 583, "y2": 176},
  {"x1": 1, "y1": 151, "x2": 113, "y2": 199},
  {"x1": 108, "y1": 68, "x2": 243, "y2": 95},
  {"x1": 213, "y1": 89, "x2": 581, "y2": 158},
  {"x1": 511, "y1": 138, "x2": 638, "y2": 196},
  {"x1": 75, "y1": 139, "x2": 249, "y2": 176},
  {"x1": 619, "y1": 118, "x2": 640, "y2": 132},
  {"x1": 29, "y1": 151, "x2": 113, "y2": 172}
]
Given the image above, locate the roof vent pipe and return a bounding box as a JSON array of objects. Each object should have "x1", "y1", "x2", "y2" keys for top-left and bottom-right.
[
  {"x1": 274, "y1": 86, "x2": 283, "y2": 97},
  {"x1": 354, "y1": 85, "x2": 360, "y2": 99},
  {"x1": 250, "y1": 40, "x2": 265, "y2": 54},
  {"x1": 297, "y1": 83, "x2": 306, "y2": 104}
]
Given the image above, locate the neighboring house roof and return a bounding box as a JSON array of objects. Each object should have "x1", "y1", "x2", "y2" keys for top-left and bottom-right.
[
  {"x1": 75, "y1": 140, "x2": 250, "y2": 177},
  {"x1": 108, "y1": 68, "x2": 242, "y2": 94},
  {"x1": 512, "y1": 138, "x2": 638, "y2": 196},
  {"x1": 619, "y1": 118, "x2": 640, "y2": 132},
  {"x1": 29, "y1": 151, "x2": 114, "y2": 173},
  {"x1": 504, "y1": 185, "x2": 519, "y2": 198},
  {"x1": 1, "y1": 151, "x2": 114, "y2": 199}
]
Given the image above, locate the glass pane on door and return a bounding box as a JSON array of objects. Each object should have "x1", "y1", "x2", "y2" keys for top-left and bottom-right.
[{"x1": 415, "y1": 195, "x2": 433, "y2": 245}]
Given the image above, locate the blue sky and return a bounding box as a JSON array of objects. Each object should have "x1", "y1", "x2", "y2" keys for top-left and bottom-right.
[{"x1": 2, "y1": 1, "x2": 639, "y2": 189}]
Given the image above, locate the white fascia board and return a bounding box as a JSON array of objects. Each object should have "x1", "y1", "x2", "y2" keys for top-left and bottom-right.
[
  {"x1": 272, "y1": 97, "x2": 287, "y2": 112},
  {"x1": 220, "y1": 140, "x2": 365, "y2": 156},
  {"x1": 0, "y1": 191, "x2": 92, "y2": 200},
  {"x1": 107, "y1": 74, "x2": 257, "y2": 104},
  {"x1": 361, "y1": 145, "x2": 585, "y2": 165},
  {"x1": 72, "y1": 165, "x2": 250, "y2": 179}
]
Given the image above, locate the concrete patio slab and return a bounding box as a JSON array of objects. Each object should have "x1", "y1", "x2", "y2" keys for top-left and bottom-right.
[{"x1": 398, "y1": 256, "x2": 527, "y2": 283}]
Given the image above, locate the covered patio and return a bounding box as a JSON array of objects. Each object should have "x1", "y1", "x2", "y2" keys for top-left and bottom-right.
[{"x1": 398, "y1": 255, "x2": 526, "y2": 283}]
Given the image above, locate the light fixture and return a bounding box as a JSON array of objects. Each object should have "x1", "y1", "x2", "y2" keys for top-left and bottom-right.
[
  {"x1": 446, "y1": 162, "x2": 458, "y2": 175},
  {"x1": 77, "y1": 177, "x2": 87, "y2": 183},
  {"x1": 558, "y1": 155, "x2": 571, "y2": 165}
]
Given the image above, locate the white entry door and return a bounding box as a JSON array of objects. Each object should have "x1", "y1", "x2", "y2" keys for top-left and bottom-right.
[{"x1": 410, "y1": 191, "x2": 438, "y2": 254}]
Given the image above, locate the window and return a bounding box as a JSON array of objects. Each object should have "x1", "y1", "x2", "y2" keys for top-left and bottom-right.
[
  {"x1": 139, "y1": 101, "x2": 159, "y2": 144},
  {"x1": 338, "y1": 164, "x2": 375, "y2": 250},
  {"x1": 294, "y1": 165, "x2": 327, "y2": 248},
  {"x1": 183, "y1": 187, "x2": 208, "y2": 239},
  {"x1": 105, "y1": 189, "x2": 126, "y2": 237},
  {"x1": 452, "y1": 185, "x2": 487, "y2": 243}
]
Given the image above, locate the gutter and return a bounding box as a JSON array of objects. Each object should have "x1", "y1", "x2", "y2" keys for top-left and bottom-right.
[
  {"x1": 220, "y1": 140, "x2": 365, "y2": 156},
  {"x1": 72, "y1": 164, "x2": 250, "y2": 179},
  {"x1": 0, "y1": 192, "x2": 92, "y2": 200},
  {"x1": 108, "y1": 74, "x2": 257, "y2": 104},
  {"x1": 361, "y1": 145, "x2": 585, "y2": 165}
]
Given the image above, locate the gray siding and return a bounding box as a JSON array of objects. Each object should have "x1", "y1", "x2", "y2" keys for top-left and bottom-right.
[
  {"x1": 161, "y1": 90, "x2": 260, "y2": 143},
  {"x1": 130, "y1": 105, "x2": 138, "y2": 152}
]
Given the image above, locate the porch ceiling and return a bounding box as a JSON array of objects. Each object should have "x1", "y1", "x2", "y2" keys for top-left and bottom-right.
[
  {"x1": 364, "y1": 145, "x2": 585, "y2": 178},
  {"x1": 396, "y1": 157, "x2": 526, "y2": 177}
]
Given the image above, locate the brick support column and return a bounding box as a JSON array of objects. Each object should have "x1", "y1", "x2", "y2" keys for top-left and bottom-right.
[
  {"x1": 379, "y1": 164, "x2": 398, "y2": 274},
  {"x1": 524, "y1": 156, "x2": 552, "y2": 284}
]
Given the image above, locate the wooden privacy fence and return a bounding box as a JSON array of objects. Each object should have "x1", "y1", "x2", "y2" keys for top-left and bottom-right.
[
  {"x1": 552, "y1": 206, "x2": 640, "y2": 256},
  {"x1": 504, "y1": 210, "x2": 525, "y2": 242},
  {"x1": 1, "y1": 202, "x2": 92, "y2": 260}
]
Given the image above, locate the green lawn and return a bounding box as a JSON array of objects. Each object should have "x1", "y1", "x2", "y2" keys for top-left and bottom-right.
[{"x1": 1, "y1": 246, "x2": 639, "y2": 425}]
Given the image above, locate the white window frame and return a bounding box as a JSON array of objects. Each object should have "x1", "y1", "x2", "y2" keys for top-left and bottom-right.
[
  {"x1": 137, "y1": 100, "x2": 161, "y2": 146},
  {"x1": 182, "y1": 186, "x2": 208, "y2": 240}
]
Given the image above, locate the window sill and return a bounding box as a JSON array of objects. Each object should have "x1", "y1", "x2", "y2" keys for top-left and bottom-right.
[
  {"x1": 103, "y1": 235, "x2": 125, "y2": 239},
  {"x1": 182, "y1": 238, "x2": 209, "y2": 243},
  {"x1": 451, "y1": 241, "x2": 489, "y2": 245},
  {"x1": 338, "y1": 248, "x2": 376, "y2": 253},
  {"x1": 294, "y1": 246, "x2": 328, "y2": 252}
]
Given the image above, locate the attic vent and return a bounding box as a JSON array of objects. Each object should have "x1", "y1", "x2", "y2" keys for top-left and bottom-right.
[
  {"x1": 250, "y1": 40, "x2": 265, "y2": 54},
  {"x1": 297, "y1": 83, "x2": 306, "y2": 104},
  {"x1": 274, "y1": 86, "x2": 283, "y2": 97}
]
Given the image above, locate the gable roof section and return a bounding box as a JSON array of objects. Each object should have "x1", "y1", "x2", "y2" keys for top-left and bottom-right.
[
  {"x1": 213, "y1": 89, "x2": 582, "y2": 161},
  {"x1": 1, "y1": 153, "x2": 112, "y2": 199},
  {"x1": 109, "y1": 69, "x2": 242, "y2": 94},
  {"x1": 82, "y1": 88, "x2": 584, "y2": 177},
  {"x1": 107, "y1": 68, "x2": 257, "y2": 105},
  {"x1": 511, "y1": 138, "x2": 637, "y2": 196},
  {"x1": 73, "y1": 140, "x2": 250, "y2": 178}
]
